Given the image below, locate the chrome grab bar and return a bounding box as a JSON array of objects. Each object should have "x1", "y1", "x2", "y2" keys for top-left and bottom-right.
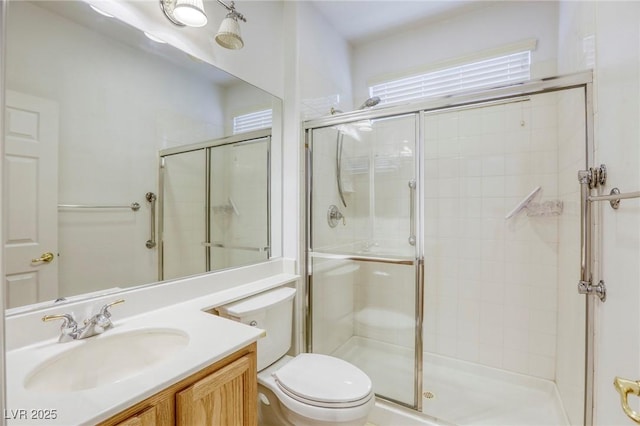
[
  {"x1": 310, "y1": 251, "x2": 414, "y2": 266},
  {"x1": 614, "y1": 377, "x2": 640, "y2": 423},
  {"x1": 577, "y1": 168, "x2": 605, "y2": 301},
  {"x1": 58, "y1": 203, "x2": 140, "y2": 211},
  {"x1": 589, "y1": 190, "x2": 640, "y2": 202},
  {"x1": 589, "y1": 188, "x2": 640, "y2": 209},
  {"x1": 408, "y1": 180, "x2": 416, "y2": 246},
  {"x1": 202, "y1": 242, "x2": 270, "y2": 252},
  {"x1": 145, "y1": 192, "x2": 157, "y2": 249}
]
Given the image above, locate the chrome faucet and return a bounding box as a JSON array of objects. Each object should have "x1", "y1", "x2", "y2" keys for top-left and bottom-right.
[{"x1": 42, "y1": 299, "x2": 125, "y2": 343}]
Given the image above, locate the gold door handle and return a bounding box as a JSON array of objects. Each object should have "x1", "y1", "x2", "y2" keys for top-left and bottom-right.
[
  {"x1": 614, "y1": 376, "x2": 640, "y2": 423},
  {"x1": 31, "y1": 252, "x2": 55, "y2": 264}
]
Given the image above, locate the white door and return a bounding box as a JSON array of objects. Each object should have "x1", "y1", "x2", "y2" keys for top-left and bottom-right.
[{"x1": 4, "y1": 90, "x2": 59, "y2": 308}]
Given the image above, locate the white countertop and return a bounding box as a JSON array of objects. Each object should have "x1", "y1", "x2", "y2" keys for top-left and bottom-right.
[{"x1": 6, "y1": 295, "x2": 268, "y2": 425}]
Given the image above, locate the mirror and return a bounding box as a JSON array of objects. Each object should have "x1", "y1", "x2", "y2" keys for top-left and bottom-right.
[{"x1": 4, "y1": 1, "x2": 281, "y2": 313}]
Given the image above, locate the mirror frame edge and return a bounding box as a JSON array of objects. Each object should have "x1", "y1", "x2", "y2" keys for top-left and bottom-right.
[{"x1": 1, "y1": 0, "x2": 8, "y2": 417}]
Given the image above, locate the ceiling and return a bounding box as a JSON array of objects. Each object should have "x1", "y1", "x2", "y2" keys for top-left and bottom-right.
[{"x1": 309, "y1": 0, "x2": 485, "y2": 45}]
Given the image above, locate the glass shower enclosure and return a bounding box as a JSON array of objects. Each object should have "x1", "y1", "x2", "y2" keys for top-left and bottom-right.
[
  {"x1": 307, "y1": 114, "x2": 423, "y2": 408},
  {"x1": 306, "y1": 72, "x2": 593, "y2": 424}
]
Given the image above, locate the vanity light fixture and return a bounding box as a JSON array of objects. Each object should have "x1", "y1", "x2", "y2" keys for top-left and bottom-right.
[{"x1": 160, "y1": 0, "x2": 247, "y2": 50}]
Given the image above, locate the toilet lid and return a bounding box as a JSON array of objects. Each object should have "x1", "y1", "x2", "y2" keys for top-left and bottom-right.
[{"x1": 273, "y1": 354, "x2": 372, "y2": 408}]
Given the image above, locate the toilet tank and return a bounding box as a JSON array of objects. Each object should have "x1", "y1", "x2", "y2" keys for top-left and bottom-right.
[{"x1": 216, "y1": 287, "x2": 296, "y2": 371}]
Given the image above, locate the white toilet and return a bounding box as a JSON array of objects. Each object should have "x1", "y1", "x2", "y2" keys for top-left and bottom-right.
[{"x1": 216, "y1": 287, "x2": 375, "y2": 426}]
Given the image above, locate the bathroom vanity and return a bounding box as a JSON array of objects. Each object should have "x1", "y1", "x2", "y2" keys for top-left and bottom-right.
[
  {"x1": 99, "y1": 342, "x2": 257, "y2": 426},
  {"x1": 3, "y1": 275, "x2": 293, "y2": 426}
]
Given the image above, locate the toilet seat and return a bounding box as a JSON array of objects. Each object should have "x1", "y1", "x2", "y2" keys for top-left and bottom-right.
[{"x1": 272, "y1": 353, "x2": 373, "y2": 408}]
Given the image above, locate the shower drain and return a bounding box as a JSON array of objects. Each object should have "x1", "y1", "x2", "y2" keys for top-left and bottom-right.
[{"x1": 423, "y1": 391, "x2": 435, "y2": 399}]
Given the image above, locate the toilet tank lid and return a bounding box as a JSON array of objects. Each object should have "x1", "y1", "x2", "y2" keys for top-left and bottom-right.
[{"x1": 216, "y1": 287, "x2": 296, "y2": 317}]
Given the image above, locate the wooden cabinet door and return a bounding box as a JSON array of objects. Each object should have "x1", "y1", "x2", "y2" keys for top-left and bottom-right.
[
  {"x1": 115, "y1": 406, "x2": 158, "y2": 426},
  {"x1": 176, "y1": 354, "x2": 257, "y2": 426}
]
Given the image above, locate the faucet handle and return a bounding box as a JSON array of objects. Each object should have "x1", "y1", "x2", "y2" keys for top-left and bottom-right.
[
  {"x1": 99, "y1": 299, "x2": 125, "y2": 316},
  {"x1": 42, "y1": 313, "x2": 77, "y2": 329},
  {"x1": 43, "y1": 314, "x2": 78, "y2": 341},
  {"x1": 94, "y1": 299, "x2": 125, "y2": 329}
]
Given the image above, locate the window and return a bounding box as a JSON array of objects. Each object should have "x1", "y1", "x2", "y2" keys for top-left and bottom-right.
[
  {"x1": 233, "y1": 109, "x2": 272, "y2": 134},
  {"x1": 370, "y1": 51, "x2": 531, "y2": 105}
]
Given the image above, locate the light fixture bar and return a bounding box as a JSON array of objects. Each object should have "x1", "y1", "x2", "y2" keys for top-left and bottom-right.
[{"x1": 216, "y1": 0, "x2": 246, "y2": 22}]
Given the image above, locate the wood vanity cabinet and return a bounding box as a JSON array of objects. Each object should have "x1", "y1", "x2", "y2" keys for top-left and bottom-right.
[{"x1": 99, "y1": 343, "x2": 257, "y2": 426}]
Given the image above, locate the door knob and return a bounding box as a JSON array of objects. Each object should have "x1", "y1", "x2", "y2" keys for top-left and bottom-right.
[{"x1": 32, "y1": 252, "x2": 55, "y2": 264}]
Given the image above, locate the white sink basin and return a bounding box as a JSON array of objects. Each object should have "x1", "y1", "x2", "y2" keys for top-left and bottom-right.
[{"x1": 24, "y1": 328, "x2": 189, "y2": 392}]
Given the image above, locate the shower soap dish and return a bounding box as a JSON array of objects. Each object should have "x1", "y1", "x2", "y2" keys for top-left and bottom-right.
[{"x1": 525, "y1": 200, "x2": 563, "y2": 217}]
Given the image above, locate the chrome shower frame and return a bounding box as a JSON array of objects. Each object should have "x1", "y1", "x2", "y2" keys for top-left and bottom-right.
[
  {"x1": 303, "y1": 71, "x2": 596, "y2": 424},
  {"x1": 158, "y1": 129, "x2": 272, "y2": 281}
]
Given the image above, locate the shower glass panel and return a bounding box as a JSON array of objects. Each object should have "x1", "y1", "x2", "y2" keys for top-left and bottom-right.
[
  {"x1": 209, "y1": 137, "x2": 270, "y2": 270},
  {"x1": 161, "y1": 149, "x2": 206, "y2": 280},
  {"x1": 309, "y1": 114, "x2": 421, "y2": 408},
  {"x1": 160, "y1": 131, "x2": 271, "y2": 281},
  {"x1": 422, "y1": 89, "x2": 586, "y2": 425}
]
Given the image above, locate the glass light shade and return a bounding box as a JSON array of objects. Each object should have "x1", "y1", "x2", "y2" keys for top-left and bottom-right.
[
  {"x1": 173, "y1": 0, "x2": 207, "y2": 27},
  {"x1": 215, "y1": 15, "x2": 244, "y2": 49}
]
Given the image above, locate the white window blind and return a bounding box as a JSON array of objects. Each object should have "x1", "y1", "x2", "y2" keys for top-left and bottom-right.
[
  {"x1": 233, "y1": 109, "x2": 273, "y2": 134},
  {"x1": 370, "y1": 51, "x2": 531, "y2": 105}
]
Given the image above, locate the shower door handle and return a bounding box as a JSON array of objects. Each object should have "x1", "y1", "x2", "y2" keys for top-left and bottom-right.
[{"x1": 408, "y1": 180, "x2": 416, "y2": 246}]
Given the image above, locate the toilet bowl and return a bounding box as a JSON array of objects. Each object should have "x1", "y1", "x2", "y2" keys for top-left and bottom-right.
[
  {"x1": 258, "y1": 354, "x2": 375, "y2": 426},
  {"x1": 217, "y1": 287, "x2": 375, "y2": 426}
]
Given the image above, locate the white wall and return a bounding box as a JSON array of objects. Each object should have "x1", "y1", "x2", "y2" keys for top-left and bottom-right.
[
  {"x1": 351, "y1": 1, "x2": 558, "y2": 106},
  {"x1": 557, "y1": 2, "x2": 640, "y2": 424},
  {"x1": 297, "y1": 2, "x2": 353, "y2": 118}
]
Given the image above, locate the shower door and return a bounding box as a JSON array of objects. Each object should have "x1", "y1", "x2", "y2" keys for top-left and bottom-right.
[
  {"x1": 307, "y1": 114, "x2": 422, "y2": 408},
  {"x1": 160, "y1": 132, "x2": 271, "y2": 280},
  {"x1": 160, "y1": 149, "x2": 207, "y2": 281},
  {"x1": 209, "y1": 137, "x2": 270, "y2": 271}
]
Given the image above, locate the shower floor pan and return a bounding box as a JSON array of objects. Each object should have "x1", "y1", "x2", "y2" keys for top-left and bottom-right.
[{"x1": 333, "y1": 336, "x2": 569, "y2": 426}]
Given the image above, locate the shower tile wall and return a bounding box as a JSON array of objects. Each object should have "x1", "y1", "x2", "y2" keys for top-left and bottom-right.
[
  {"x1": 210, "y1": 142, "x2": 269, "y2": 270},
  {"x1": 423, "y1": 94, "x2": 561, "y2": 380}
]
